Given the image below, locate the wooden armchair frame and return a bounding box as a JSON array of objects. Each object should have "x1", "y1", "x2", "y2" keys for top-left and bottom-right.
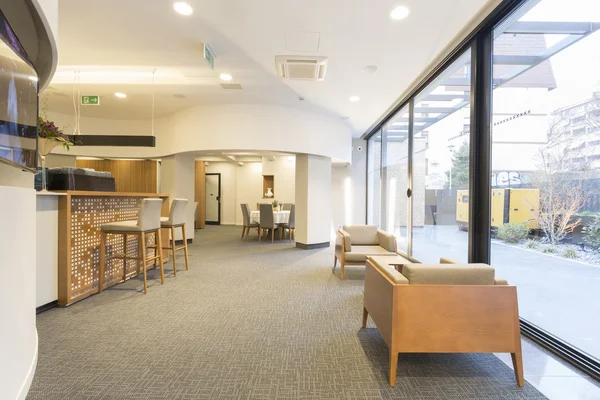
[{"x1": 362, "y1": 259, "x2": 524, "y2": 387}]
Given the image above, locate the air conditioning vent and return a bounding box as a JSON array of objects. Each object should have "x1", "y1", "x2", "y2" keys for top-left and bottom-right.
[
  {"x1": 221, "y1": 83, "x2": 242, "y2": 90},
  {"x1": 275, "y1": 56, "x2": 327, "y2": 81}
]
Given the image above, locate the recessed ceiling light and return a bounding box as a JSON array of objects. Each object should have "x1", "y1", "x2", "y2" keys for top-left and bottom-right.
[
  {"x1": 362, "y1": 65, "x2": 378, "y2": 73},
  {"x1": 349, "y1": 96, "x2": 360, "y2": 102},
  {"x1": 219, "y1": 73, "x2": 232, "y2": 81},
  {"x1": 340, "y1": 116, "x2": 350, "y2": 120},
  {"x1": 390, "y1": 6, "x2": 410, "y2": 20},
  {"x1": 114, "y1": 92, "x2": 127, "y2": 98},
  {"x1": 173, "y1": 2, "x2": 193, "y2": 16}
]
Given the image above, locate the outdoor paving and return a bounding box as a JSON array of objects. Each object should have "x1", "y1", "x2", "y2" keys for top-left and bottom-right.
[{"x1": 408, "y1": 225, "x2": 600, "y2": 360}]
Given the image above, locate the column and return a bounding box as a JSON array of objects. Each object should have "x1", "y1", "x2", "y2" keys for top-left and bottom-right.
[
  {"x1": 295, "y1": 154, "x2": 332, "y2": 249},
  {"x1": 160, "y1": 153, "x2": 196, "y2": 241}
]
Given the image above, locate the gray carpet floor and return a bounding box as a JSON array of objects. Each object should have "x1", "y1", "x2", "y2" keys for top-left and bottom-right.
[{"x1": 28, "y1": 225, "x2": 546, "y2": 399}]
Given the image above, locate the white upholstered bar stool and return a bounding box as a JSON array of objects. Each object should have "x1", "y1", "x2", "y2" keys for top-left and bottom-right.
[
  {"x1": 159, "y1": 198, "x2": 189, "y2": 276},
  {"x1": 99, "y1": 198, "x2": 165, "y2": 295}
]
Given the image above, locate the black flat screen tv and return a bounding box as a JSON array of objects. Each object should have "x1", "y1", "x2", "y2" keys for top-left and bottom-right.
[{"x1": 0, "y1": 9, "x2": 38, "y2": 172}]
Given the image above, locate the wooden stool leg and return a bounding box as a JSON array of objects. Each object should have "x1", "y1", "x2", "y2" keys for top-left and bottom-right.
[
  {"x1": 141, "y1": 232, "x2": 148, "y2": 294},
  {"x1": 362, "y1": 307, "x2": 368, "y2": 328},
  {"x1": 122, "y1": 233, "x2": 128, "y2": 281},
  {"x1": 99, "y1": 232, "x2": 106, "y2": 293},
  {"x1": 181, "y1": 224, "x2": 189, "y2": 271},
  {"x1": 157, "y1": 229, "x2": 165, "y2": 284},
  {"x1": 171, "y1": 226, "x2": 177, "y2": 276},
  {"x1": 136, "y1": 233, "x2": 142, "y2": 276}
]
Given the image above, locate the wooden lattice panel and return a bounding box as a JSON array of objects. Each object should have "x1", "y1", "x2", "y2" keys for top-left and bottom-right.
[{"x1": 58, "y1": 192, "x2": 169, "y2": 306}]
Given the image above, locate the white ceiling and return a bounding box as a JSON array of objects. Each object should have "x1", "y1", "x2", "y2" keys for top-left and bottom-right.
[{"x1": 44, "y1": 0, "x2": 491, "y2": 136}]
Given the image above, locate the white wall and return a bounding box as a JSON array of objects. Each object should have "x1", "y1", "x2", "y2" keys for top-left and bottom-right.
[
  {"x1": 0, "y1": 183, "x2": 37, "y2": 400},
  {"x1": 50, "y1": 104, "x2": 352, "y2": 162},
  {"x1": 235, "y1": 162, "x2": 263, "y2": 224},
  {"x1": 159, "y1": 153, "x2": 195, "y2": 240},
  {"x1": 206, "y1": 163, "x2": 238, "y2": 225},
  {"x1": 331, "y1": 139, "x2": 367, "y2": 232},
  {"x1": 262, "y1": 156, "x2": 295, "y2": 205}
]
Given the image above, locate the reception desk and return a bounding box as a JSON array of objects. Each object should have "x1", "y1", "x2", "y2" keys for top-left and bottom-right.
[{"x1": 57, "y1": 191, "x2": 170, "y2": 306}]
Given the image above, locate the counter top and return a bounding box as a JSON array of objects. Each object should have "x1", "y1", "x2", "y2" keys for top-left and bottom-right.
[
  {"x1": 54, "y1": 191, "x2": 168, "y2": 197},
  {"x1": 36, "y1": 191, "x2": 67, "y2": 196}
]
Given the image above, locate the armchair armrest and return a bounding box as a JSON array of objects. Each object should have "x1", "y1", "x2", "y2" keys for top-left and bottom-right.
[
  {"x1": 377, "y1": 230, "x2": 397, "y2": 252},
  {"x1": 335, "y1": 229, "x2": 351, "y2": 260}
]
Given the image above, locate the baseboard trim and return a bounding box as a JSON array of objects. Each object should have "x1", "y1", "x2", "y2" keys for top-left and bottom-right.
[
  {"x1": 36, "y1": 300, "x2": 58, "y2": 315},
  {"x1": 175, "y1": 239, "x2": 193, "y2": 245},
  {"x1": 16, "y1": 329, "x2": 38, "y2": 400},
  {"x1": 296, "y1": 241, "x2": 330, "y2": 250}
]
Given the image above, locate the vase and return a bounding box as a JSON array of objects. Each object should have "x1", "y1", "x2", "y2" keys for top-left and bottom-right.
[
  {"x1": 265, "y1": 188, "x2": 273, "y2": 198},
  {"x1": 38, "y1": 138, "x2": 59, "y2": 191}
]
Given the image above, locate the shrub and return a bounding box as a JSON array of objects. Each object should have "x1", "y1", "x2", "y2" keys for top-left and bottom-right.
[
  {"x1": 525, "y1": 239, "x2": 540, "y2": 249},
  {"x1": 542, "y1": 246, "x2": 556, "y2": 254},
  {"x1": 562, "y1": 248, "x2": 577, "y2": 259},
  {"x1": 583, "y1": 217, "x2": 600, "y2": 250},
  {"x1": 497, "y1": 222, "x2": 529, "y2": 244}
]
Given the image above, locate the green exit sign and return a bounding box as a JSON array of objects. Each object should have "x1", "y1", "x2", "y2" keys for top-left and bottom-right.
[
  {"x1": 204, "y1": 43, "x2": 215, "y2": 71},
  {"x1": 81, "y1": 95, "x2": 100, "y2": 105}
]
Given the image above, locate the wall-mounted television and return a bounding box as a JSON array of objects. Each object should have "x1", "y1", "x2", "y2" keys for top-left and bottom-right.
[{"x1": 0, "y1": 9, "x2": 38, "y2": 172}]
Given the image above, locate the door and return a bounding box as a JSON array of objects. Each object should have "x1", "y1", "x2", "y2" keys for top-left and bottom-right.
[{"x1": 205, "y1": 173, "x2": 221, "y2": 225}]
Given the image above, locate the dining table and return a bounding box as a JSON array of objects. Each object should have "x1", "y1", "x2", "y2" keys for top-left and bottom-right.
[{"x1": 250, "y1": 210, "x2": 290, "y2": 224}]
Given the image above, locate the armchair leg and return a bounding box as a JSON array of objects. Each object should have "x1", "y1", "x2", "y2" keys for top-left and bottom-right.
[
  {"x1": 362, "y1": 307, "x2": 368, "y2": 328},
  {"x1": 511, "y1": 352, "x2": 524, "y2": 387},
  {"x1": 340, "y1": 262, "x2": 345, "y2": 280},
  {"x1": 333, "y1": 256, "x2": 337, "y2": 268},
  {"x1": 389, "y1": 351, "x2": 398, "y2": 387}
]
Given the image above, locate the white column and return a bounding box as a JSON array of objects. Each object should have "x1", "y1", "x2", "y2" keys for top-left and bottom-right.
[
  {"x1": 159, "y1": 153, "x2": 196, "y2": 241},
  {"x1": 295, "y1": 154, "x2": 331, "y2": 249}
]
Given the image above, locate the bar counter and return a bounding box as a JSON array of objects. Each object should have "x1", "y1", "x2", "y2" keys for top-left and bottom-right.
[{"x1": 57, "y1": 191, "x2": 170, "y2": 306}]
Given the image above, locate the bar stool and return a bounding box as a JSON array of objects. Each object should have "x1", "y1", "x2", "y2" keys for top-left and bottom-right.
[
  {"x1": 99, "y1": 198, "x2": 165, "y2": 294},
  {"x1": 159, "y1": 198, "x2": 189, "y2": 276}
]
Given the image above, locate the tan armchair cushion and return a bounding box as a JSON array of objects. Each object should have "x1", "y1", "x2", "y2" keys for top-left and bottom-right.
[
  {"x1": 440, "y1": 257, "x2": 461, "y2": 264},
  {"x1": 345, "y1": 246, "x2": 396, "y2": 262},
  {"x1": 402, "y1": 263, "x2": 496, "y2": 285},
  {"x1": 342, "y1": 225, "x2": 378, "y2": 245},
  {"x1": 377, "y1": 230, "x2": 396, "y2": 252}
]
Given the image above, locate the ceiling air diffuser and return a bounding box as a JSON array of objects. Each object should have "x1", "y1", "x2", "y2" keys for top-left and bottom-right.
[{"x1": 275, "y1": 56, "x2": 328, "y2": 81}]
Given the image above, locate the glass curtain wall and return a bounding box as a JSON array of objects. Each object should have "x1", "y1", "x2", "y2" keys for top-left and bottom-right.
[
  {"x1": 365, "y1": 0, "x2": 600, "y2": 374},
  {"x1": 382, "y1": 106, "x2": 410, "y2": 253},
  {"x1": 367, "y1": 130, "x2": 382, "y2": 227},
  {"x1": 491, "y1": 0, "x2": 600, "y2": 361},
  {"x1": 411, "y1": 50, "x2": 472, "y2": 263}
]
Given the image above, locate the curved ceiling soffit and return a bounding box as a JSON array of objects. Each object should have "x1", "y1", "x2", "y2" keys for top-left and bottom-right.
[{"x1": 26, "y1": 0, "x2": 58, "y2": 91}]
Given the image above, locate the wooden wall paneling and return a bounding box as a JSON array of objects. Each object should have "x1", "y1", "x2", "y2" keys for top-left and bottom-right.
[
  {"x1": 76, "y1": 159, "x2": 157, "y2": 193},
  {"x1": 195, "y1": 161, "x2": 206, "y2": 229}
]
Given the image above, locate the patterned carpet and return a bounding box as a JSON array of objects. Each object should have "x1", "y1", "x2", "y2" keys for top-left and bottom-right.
[{"x1": 28, "y1": 226, "x2": 546, "y2": 399}]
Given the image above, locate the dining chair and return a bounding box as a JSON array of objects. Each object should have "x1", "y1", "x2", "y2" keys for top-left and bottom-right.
[
  {"x1": 280, "y1": 204, "x2": 295, "y2": 241},
  {"x1": 241, "y1": 203, "x2": 259, "y2": 240},
  {"x1": 259, "y1": 203, "x2": 279, "y2": 243},
  {"x1": 282, "y1": 203, "x2": 293, "y2": 211}
]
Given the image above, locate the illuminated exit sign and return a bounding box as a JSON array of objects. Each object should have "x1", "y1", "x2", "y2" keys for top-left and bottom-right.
[
  {"x1": 204, "y1": 43, "x2": 215, "y2": 70},
  {"x1": 81, "y1": 95, "x2": 99, "y2": 105}
]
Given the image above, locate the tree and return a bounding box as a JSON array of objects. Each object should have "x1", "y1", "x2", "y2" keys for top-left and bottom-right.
[{"x1": 444, "y1": 142, "x2": 469, "y2": 189}]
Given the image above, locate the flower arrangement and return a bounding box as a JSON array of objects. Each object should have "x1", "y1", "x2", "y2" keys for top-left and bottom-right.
[
  {"x1": 38, "y1": 116, "x2": 73, "y2": 151},
  {"x1": 272, "y1": 200, "x2": 279, "y2": 210}
]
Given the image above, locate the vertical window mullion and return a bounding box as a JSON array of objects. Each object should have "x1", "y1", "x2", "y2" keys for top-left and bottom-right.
[
  {"x1": 469, "y1": 31, "x2": 493, "y2": 264},
  {"x1": 407, "y1": 99, "x2": 415, "y2": 257}
]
